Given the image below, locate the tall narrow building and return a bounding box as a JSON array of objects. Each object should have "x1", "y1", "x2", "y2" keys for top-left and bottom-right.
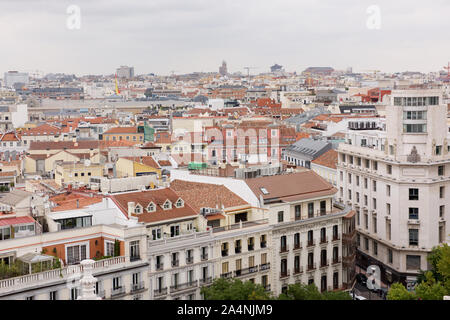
[{"x1": 337, "y1": 89, "x2": 449, "y2": 288}]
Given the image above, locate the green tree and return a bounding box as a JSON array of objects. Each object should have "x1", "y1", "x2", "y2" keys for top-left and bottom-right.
[
  {"x1": 201, "y1": 278, "x2": 271, "y2": 300},
  {"x1": 387, "y1": 283, "x2": 415, "y2": 300},
  {"x1": 414, "y1": 271, "x2": 447, "y2": 300},
  {"x1": 278, "y1": 283, "x2": 351, "y2": 300}
]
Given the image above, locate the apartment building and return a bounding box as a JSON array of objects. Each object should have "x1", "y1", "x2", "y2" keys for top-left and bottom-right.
[
  {"x1": 244, "y1": 171, "x2": 355, "y2": 294},
  {"x1": 0, "y1": 224, "x2": 149, "y2": 300},
  {"x1": 337, "y1": 89, "x2": 450, "y2": 287}
]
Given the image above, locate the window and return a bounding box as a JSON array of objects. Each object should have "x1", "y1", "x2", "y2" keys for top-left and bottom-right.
[
  {"x1": 152, "y1": 228, "x2": 162, "y2": 240},
  {"x1": 49, "y1": 291, "x2": 57, "y2": 300},
  {"x1": 373, "y1": 217, "x2": 377, "y2": 233},
  {"x1": 277, "y1": 211, "x2": 284, "y2": 223},
  {"x1": 105, "y1": 241, "x2": 114, "y2": 257},
  {"x1": 113, "y1": 276, "x2": 121, "y2": 290},
  {"x1": 175, "y1": 199, "x2": 184, "y2": 208},
  {"x1": 134, "y1": 205, "x2": 142, "y2": 214},
  {"x1": 147, "y1": 202, "x2": 156, "y2": 212},
  {"x1": 308, "y1": 203, "x2": 314, "y2": 218},
  {"x1": 403, "y1": 124, "x2": 426, "y2": 133},
  {"x1": 66, "y1": 244, "x2": 87, "y2": 265},
  {"x1": 364, "y1": 213, "x2": 368, "y2": 229},
  {"x1": 388, "y1": 249, "x2": 393, "y2": 264},
  {"x1": 440, "y1": 205, "x2": 445, "y2": 218},
  {"x1": 163, "y1": 200, "x2": 172, "y2": 210},
  {"x1": 386, "y1": 185, "x2": 391, "y2": 197},
  {"x1": 386, "y1": 203, "x2": 391, "y2": 215},
  {"x1": 356, "y1": 175, "x2": 360, "y2": 186},
  {"x1": 409, "y1": 188, "x2": 419, "y2": 200},
  {"x1": 294, "y1": 205, "x2": 301, "y2": 220},
  {"x1": 71, "y1": 288, "x2": 78, "y2": 300},
  {"x1": 440, "y1": 186, "x2": 445, "y2": 198},
  {"x1": 387, "y1": 221, "x2": 391, "y2": 240},
  {"x1": 348, "y1": 173, "x2": 352, "y2": 183},
  {"x1": 260, "y1": 187, "x2": 269, "y2": 195},
  {"x1": 372, "y1": 198, "x2": 377, "y2": 210},
  {"x1": 130, "y1": 240, "x2": 140, "y2": 261},
  {"x1": 409, "y1": 229, "x2": 419, "y2": 246},
  {"x1": 372, "y1": 180, "x2": 377, "y2": 192},
  {"x1": 409, "y1": 208, "x2": 419, "y2": 220},
  {"x1": 438, "y1": 165, "x2": 445, "y2": 176},
  {"x1": 387, "y1": 165, "x2": 392, "y2": 174},
  {"x1": 364, "y1": 237, "x2": 369, "y2": 250},
  {"x1": 364, "y1": 178, "x2": 368, "y2": 189},
  {"x1": 170, "y1": 225, "x2": 180, "y2": 237},
  {"x1": 436, "y1": 146, "x2": 442, "y2": 155},
  {"x1": 406, "y1": 255, "x2": 421, "y2": 270}
]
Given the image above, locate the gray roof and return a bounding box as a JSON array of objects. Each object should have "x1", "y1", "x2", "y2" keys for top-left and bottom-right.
[
  {"x1": 285, "y1": 138, "x2": 331, "y2": 156},
  {"x1": 0, "y1": 189, "x2": 32, "y2": 206}
]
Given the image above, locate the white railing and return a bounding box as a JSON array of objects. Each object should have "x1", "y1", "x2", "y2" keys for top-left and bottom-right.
[{"x1": 0, "y1": 256, "x2": 126, "y2": 294}]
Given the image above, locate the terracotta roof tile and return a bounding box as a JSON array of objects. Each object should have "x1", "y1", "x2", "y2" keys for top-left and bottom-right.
[{"x1": 311, "y1": 149, "x2": 338, "y2": 169}]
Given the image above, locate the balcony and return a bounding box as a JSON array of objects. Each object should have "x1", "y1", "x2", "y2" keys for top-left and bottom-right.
[
  {"x1": 248, "y1": 244, "x2": 254, "y2": 251},
  {"x1": 154, "y1": 287, "x2": 168, "y2": 297},
  {"x1": 201, "y1": 253, "x2": 209, "y2": 261},
  {"x1": 320, "y1": 259, "x2": 329, "y2": 268},
  {"x1": 260, "y1": 263, "x2": 270, "y2": 271},
  {"x1": 221, "y1": 250, "x2": 229, "y2": 257},
  {"x1": 342, "y1": 230, "x2": 356, "y2": 242},
  {"x1": 221, "y1": 272, "x2": 232, "y2": 279},
  {"x1": 307, "y1": 263, "x2": 316, "y2": 271},
  {"x1": 307, "y1": 240, "x2": 315, "y2": 247},
  {"x1": 131, "y1": 281, "x2": 145, "y2": 293},
  {"x1": 332, "y1": 234, "x2": 340, "y2": 242},
  {"x1": 235, "y1": 247, "x2": 242, "y2": 254},
  {"x1": 111, "y1": 286, "x2": 126, "y2": 298},
  {"x1": 332, "y1": 257, "x2": 341, "y2": 265},
  {"x1": 199, "y1": 277, "x2": 213, "y2": 285},
  {"x1": 280, "y1": 245, "x2": 289, "y2": 253},
  {"x1": 156, "y1": 263, "x2": 164, "y2": 271},
  {"x1": 170, "y1": 280, "x2": 198, "y2": 293},
  {"x1": 293, "y1": 241, "x2": 302, "y2": 250},
  {"x1": 260, "y1": 241, "x2": 267, "y2": 248},
  {"x1": 280, "y1": 270, "x2": 290, "y2": 279},
  {"x1": 130, "y1": 255, "x2": 141, "y2": 262},
  {"x1": 320, "y1": 236, "x2": 328, "y2": 244},
  {"x1": 171, "y1": 259, "x2": 179, "y2": 267},
  {"x1": 234, "y1": 266, "x2": 259, "y2": 277},
  {"x1": 293, "y1": 266, "x2": 304, "y2": 275},
  {"x1": 186, "y1": 257, "x2": 194, "y2": 265},
  {"x1": 263, "y1": 284, "x2": 271, "y2": 292}
]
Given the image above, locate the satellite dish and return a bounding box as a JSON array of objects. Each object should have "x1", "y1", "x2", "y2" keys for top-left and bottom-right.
[{"x1": 84, "y1": 159, "x2": 91, "y2": 166}]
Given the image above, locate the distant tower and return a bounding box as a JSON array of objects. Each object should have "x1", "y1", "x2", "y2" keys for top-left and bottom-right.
[{"x1": 219, "y1": 61, "x2": 228, "y2": 76}]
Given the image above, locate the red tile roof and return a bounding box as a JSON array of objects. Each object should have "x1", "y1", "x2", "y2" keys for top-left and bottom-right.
[
  {"x1": 111, "y1": 188, "x2": 198, "y2": 224},
  {"x1": 104, "y1": 127, "x2": 139, "y2": 134},
  {"x1": 0, "y1": 216, "x2": 35, "y2": 226},
  {"x1": 312, "y1": 149, "x2": 338, "y2": 169}
]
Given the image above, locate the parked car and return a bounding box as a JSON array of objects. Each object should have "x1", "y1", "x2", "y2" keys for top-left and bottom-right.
[{"x1": 356, "y1": 273, "x2": 368, "y2": 286}]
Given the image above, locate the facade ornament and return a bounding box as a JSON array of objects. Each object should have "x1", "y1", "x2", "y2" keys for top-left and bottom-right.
[
  {"x1": 77, "y1": 259, "x2": 101, "y2": 300},
  {"x1": 407, "y1": 146, "x2": 421, "y2": 163}
]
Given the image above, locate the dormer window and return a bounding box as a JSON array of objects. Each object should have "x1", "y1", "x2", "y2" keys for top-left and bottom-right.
[
  {"x1": 163, "y1": 200, "x2": 172, "y2": 210},
  {"x1": 135, "y1": 204, "x2": 143, "y2": 214},
  {"x1": 147, "y1": 202, "x2": 156, "y2": 212},
  {"x1": 175, "y1": 198, "x2": 184, "y2": 208}
]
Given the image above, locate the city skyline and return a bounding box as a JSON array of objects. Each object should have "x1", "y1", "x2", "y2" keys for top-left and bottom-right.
[{"x1": 1, "y1": 0, "x2": 449, "y2": 76}]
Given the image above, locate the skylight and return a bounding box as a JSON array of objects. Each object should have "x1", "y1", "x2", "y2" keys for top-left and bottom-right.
[{"x1": 260, "y1": 187, "x2": 269, "y2": 195}]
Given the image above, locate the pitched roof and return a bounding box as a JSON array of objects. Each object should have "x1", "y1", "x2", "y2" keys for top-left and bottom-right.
[
  {"x1": 0, "y1": 132, "x2": 21, "y2": 142},
  {"x1": 245, "y1": 171, "x2": 336, "y2": 203},
  {"x1": 111, "y1": 188, "x2": 198, "y2": 224},
  {"x1": 311, "y1": 149, "x2": 338, "y2": 169},
  {"x1": 122, "y1": 156, "x2": 161, "y2": 169},
  {"x1": 0, "y1": 216, "x2": 35, "y2": 226},
  {"x1": 0, "y1": 189, "x2": 33, "y2": 206},
  {"x1": 104, "y1": 127, "x2": 139, "y2": 134},
  {"x1": 170, "y1": 179, "x2": 249, "y2": 212},
  {"x1": 29, "y1": 141, "x2": 101, "y2": 151},
  {"x1": 50, "y1": 193, "x2": 103, "y2": 212},
  {"x1": 21, "y1": 124, "x2": 62, "y2": 136}
]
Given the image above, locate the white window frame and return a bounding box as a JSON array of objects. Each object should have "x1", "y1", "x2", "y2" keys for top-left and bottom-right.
[
  {"x1": 175, "y1": 198, "x2": 184, "y2": 208},
  {"x1": 65, "y1": 241, "x2": 90, "y2": 265},
  {"x1": 104, "y1": 240, "x2": 115, "y2": 257},
  {"x1": 135, "y1": 204, "x2": 143, "y2": 214},
  {"x1": 147, "y1": 202, "x2": 156, "y2": 212},
  {"x1": 163, "y1": 200, "x2": 172, "y2": 210}
]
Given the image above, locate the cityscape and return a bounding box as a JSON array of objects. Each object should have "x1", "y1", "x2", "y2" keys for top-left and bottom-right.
[{"x1": 0, "y1": 0, "x2": 449, "y2": 305}]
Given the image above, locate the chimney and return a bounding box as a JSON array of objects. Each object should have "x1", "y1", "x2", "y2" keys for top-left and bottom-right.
[{"x1": 127, "y1": 201, "x2": 135, "y2": 218}]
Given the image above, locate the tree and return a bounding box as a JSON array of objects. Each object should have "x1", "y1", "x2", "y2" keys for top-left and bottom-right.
[
  {"x1": 414, "y1": 271, "x2": 447, "y2": 300},
  {"x1": 201, "y1": 278, "x2": 271, "y2": 300},
  {"x1": 278, "y1": 283, "x2": 351, "y2": 300},
  {"x1": 387, "y1": 283, "x2": 415, "y2": 300}
]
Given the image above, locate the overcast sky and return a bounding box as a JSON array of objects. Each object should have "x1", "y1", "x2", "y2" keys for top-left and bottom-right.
[{"x1": 1, "y1": 0, "x2": 449, "y2": 76}]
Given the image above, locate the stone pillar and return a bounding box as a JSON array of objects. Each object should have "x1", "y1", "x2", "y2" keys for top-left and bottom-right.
[{"x1": 77, "y1": 259, "x2": 101, "y2": 300}]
